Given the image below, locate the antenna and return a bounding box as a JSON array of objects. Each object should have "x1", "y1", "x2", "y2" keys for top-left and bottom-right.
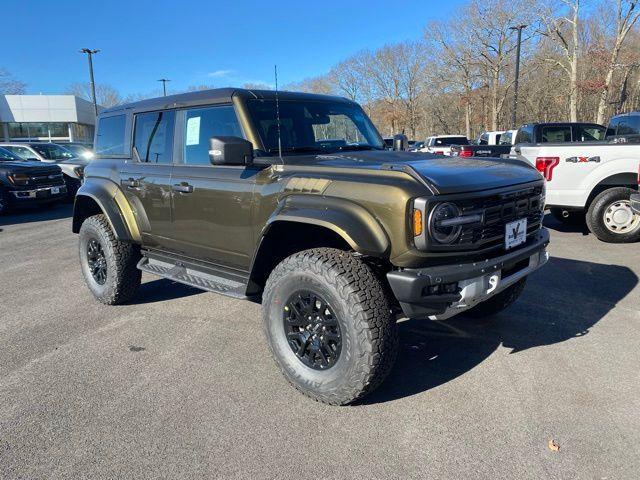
[{"x1": 274, "y1": 64, "x2": 283, "y2": 161}]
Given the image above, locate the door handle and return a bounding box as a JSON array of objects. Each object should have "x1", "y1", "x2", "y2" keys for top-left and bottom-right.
[
  {"x1": 122, "y1": 178, "x2": 140, "y2": 188},
  {"x1": 172, "y1": 183, "x2": 194, "y2": 194}
]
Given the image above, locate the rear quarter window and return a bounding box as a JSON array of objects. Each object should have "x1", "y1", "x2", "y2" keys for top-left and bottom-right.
[{"x1": 95, "y1": 114, "x2": 126, "y2": 156}]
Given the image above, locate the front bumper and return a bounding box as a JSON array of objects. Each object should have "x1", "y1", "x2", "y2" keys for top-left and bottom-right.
[
  {"x1": 631, "y1": 193, "x2": 640, "y2": 215},
  {"x1": 387, "y1": 229, "x2": 550, "y2": 319},
  {"x1": 8, "y1": 185, "x2": 68, "y2": 203}
]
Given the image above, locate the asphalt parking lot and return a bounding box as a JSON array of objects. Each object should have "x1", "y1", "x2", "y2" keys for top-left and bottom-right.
[{"x1": 1, "y1": 204, "x2": 638, "y2": 479}]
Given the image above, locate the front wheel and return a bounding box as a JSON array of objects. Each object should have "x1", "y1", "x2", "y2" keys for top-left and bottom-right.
[
  {"x1": 586, "y1": 187, "x2": 640, "y2": 243},
  {"x1": 262, "y1": 248, "x2": 398, "y2": 405},
  {"x1": 79, "y1": 214, "x2": 141, "y2": 305}
]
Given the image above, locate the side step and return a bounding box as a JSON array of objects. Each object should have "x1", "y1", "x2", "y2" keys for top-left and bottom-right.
[{"x1": 137, "y1": 251, "x2": 248, "y2": 299}]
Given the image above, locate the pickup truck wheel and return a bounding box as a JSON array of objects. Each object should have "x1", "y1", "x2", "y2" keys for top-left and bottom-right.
[
  {"x1": 262, "y1": 248, "x2": 398, "y2": 405},
  {"x1": 78, "y1": 214, "x2": 141, "y2": 305},
  {"x1": 586, "y1": 187, "x2": 640, "y2": 243},
  {"x1": 465, "y1": 278, "x2": 526, "y2": 319},
  {"x1": 549, "y1": 208, "x2": 585, "y2": 226}
]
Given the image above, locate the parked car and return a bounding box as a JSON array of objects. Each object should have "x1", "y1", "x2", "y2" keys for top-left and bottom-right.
[
  {"x1": 409, "y1": 141, "x2": 425, "y2": 151},
  {"x1": 511, "y1": 140, "x2": 640, "y2": 243},
  {"x1": 513, "y1": 122, "x2": 607, "y2": 145},
  {"x1": 0, "y1": 142, "x2": 87, "y2": 198},
  {"x1": 606, "y1": 112, "x2": 640, "y2": 143},
  {"x1": 0, "y1": 146, "x2": 66, "y2": 214},
  {"x1": 73, "y1": 88, "x2": 549, "y2": 405},
  {"x1": 60, "y1": 142, "x2": 95, "y2": 160},
  {"x1": 418, "y1": 135, "x2": 470, "y2": 155},
  {"x1": 476, "y1": 130, "x2": 505, "y2": 145},
  {"x1": 450, "y1": 130, "x2": 517, "y2": 158}
]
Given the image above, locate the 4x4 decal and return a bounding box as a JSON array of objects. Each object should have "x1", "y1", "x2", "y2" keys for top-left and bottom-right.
[{"x1": 566, "y1": 156, "x2": 601, "y2": 163}]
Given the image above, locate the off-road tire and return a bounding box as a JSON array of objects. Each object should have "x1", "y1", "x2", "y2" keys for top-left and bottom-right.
[
  {"x1": 465, "y1": 278, "x2": 527, "y2": 318},
  {"x1": 550, "y1": 208, "x2": 585, "y2": 226},
  {"x1": 262, "y1": 248, "x2": 398, "y2": 405},
  {"x1": 78, "y1": 214, "x2": 141, "y2": 305},
  {"x1": 586, "y1": 187, "x2": 640, "y2": 243}
]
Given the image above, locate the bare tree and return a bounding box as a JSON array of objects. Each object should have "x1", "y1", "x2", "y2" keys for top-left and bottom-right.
[
  {"x1": 540, "y1": 0, "x2": 581, "y2": 121},
  {"x1": 595, "y1": 0, "x2": 640, "y2": 123},
  {"x1": 0, "y1": 68, "x2": 26, "y2": 94},
  {"x1": 65, "y1": 82, "x2": 123, "y2": 107}
]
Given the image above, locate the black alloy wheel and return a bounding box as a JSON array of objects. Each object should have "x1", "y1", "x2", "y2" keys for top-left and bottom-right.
[
  {"x1": 86, "y1": 238, "x2": 107, "y2": 285},
  {"x1": 283, "y1": 290, "x2": 342, "y2": 370}
]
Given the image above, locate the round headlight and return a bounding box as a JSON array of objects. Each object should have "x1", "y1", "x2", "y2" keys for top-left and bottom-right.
[{"x1": 429, "y1": 202, "x2": 462, "y2": 244}]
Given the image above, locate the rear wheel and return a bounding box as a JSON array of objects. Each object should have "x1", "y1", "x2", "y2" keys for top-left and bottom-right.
[
  {"x1": 586, "y1": 187, "x2": 640, "y2": 243},
  {"x1": 262, "y1": 248, "x2": 398, "y2": 405},
  {"x1": 79, "y1": 214, "x2": 141, "y2": 304}
]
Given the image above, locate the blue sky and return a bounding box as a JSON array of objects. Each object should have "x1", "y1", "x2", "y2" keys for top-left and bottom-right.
[{"x1": 8, "y1": 0, "x2": 464, "y2": 96}]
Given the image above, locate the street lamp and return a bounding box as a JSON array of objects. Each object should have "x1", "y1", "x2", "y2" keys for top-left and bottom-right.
[
  {"x1": 158, "y1": 78, "x2": 171, "y2": 97},
  {"x1": 79, "y1": 48, "x2": 99, "y2": 117},
  {"x1": 509, "y1": 25, "x2": 527, "y2": 128}
]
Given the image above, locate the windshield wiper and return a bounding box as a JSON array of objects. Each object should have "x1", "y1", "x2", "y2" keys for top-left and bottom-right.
[
  {"x1": 337, "y1": 145, "x2": 381, "y2": 151},
  {"x1": 267, "y1": 146, "x2": 325, "y2": 154}
]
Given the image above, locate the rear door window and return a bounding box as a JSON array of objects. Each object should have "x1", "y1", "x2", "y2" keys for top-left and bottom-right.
[
  {"x1": 96, "y1": 114, "x2": 126, "y2": 156},
  {"x1": 577, "y1": 125, "x2": 606, "y2": 141},
  {"x1": 434, "y1": 136, "x2": 468, "y2": 146},
  {"x1": 541, "y1": 126, "x2": 571, "y2": 143},
  {"x1": 133, "y1": 111, "x2": 175, "y2": 164}
]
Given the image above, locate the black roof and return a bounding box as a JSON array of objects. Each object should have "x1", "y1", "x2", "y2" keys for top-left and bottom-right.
[{"x1": 100, "y1": 88, "x2": 354, "y2": 116}]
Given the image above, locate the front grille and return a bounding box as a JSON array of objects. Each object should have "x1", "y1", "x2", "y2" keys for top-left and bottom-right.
[
  {"x1": 456, "y1": 185, "x2": 544, "y2": 249},
  {"x1": 28, "y1": 172, "x2": 65, "y2": 187}
]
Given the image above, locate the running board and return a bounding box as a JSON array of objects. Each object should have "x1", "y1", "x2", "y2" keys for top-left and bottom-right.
[{"x1": 137, "y1": 252, "x2": 248, "y2": 299}]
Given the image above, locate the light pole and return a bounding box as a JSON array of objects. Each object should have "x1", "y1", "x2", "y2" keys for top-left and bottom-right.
[
  {"x1": 509, "y1": 25, "x2": 527, "y2": 128},
  {"x1": 79, "y1": 48, "x2": 99, "y2": 117},
  {"x1": 158, "y1": 78, "x2": 170, "y2": 96}
]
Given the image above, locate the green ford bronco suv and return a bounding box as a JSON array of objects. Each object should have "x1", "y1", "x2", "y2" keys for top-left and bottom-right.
[{"x1": 73, "y1": 88, "x2": 549, "y2": 405}]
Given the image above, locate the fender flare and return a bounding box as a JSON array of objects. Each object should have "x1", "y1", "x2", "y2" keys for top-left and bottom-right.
[
  {"x1": 73, "y1": 178, "x2": 141, "y2": 242},
  {"x1": 262, "y1": 194, "x2": 390, "y2": 256}
]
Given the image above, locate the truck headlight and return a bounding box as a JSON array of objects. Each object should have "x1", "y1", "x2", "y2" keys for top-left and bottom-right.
[
  {"x1": 7, "y1": 173, "x2": 29, "y2": 185},
  {"x1": 428, "y1": 202, "x2": 462, "y2": 244}
]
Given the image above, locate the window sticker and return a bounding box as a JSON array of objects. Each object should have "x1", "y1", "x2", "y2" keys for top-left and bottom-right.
[{"x1": 186, "y1": 116, "x2": 201, "y2": 146}]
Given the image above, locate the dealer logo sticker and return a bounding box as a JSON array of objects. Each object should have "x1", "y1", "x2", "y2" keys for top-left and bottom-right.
[{"x1": 566, "y1": 156, "x2": 601, "y2": 163}]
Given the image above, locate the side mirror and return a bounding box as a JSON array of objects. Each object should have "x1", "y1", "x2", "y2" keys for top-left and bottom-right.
[
  {"x1": 208, "y1": 136, "x2": 253, "y2": 166},
  {"x1": 393, "y1": 134, "x2": 408, "y2": 151}
]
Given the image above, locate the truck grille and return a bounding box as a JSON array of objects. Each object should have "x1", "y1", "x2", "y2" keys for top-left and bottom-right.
[
  {"x1": 457, "y1": 185, "x2": 544, "y2": 249},
  {"x1": 28, "y1": 172, "x2": 65, "y2": 187}
]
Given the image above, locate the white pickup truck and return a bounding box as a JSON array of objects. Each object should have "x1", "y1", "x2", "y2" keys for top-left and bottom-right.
[{"x1": 511, "y1": 142, "x2": 640, "y2": 243}]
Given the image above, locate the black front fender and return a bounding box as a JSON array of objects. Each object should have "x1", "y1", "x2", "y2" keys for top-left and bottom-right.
[{"x1": 264, "y1": 194, "x2": 390, "y2": 256}]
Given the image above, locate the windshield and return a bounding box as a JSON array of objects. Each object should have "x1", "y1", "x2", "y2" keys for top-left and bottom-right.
[
  {"x1": 0, "y1": 147, "x2": 23, "y2": 161},
  {"x1": 246, "y1": 99, "x2": 384, "y2": 155},
  {"x1": 30, "y1": 143, "x2": 75, "y2": 160}
]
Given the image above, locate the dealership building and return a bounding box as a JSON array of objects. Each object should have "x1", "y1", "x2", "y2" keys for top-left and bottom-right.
[{"x1": 0, "y1": 95, "x2": 97, "y2": 144}]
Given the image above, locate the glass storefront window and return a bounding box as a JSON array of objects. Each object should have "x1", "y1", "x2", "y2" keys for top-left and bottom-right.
[{"x1": 7, "y1": 122, "x2": 69, "y2": 139}]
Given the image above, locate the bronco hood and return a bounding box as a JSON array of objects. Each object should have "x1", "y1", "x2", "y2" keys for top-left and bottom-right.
[{"x1": 284, "y1": 150, "x2": 542, "y2": 194}]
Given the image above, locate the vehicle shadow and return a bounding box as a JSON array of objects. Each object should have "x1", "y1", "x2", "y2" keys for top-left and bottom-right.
[
  {"x1": 0, "y1": 202, "x2": 73, "y2": 227},
  {"x1": 359, "y1": 256, "x2": 637, "y2": 405},
  {"x1": 130, "y1": 278, "x2": 204, "y2": 304},
  {"x1": 542, "y1": 212, "x2": 590, "y2": 235}
]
